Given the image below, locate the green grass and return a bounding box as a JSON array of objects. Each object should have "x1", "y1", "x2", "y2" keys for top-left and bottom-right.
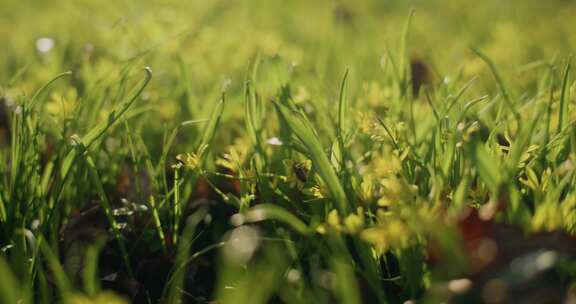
[{"x1": 1, "y1": 0, "x2": 576, "y2": 303}]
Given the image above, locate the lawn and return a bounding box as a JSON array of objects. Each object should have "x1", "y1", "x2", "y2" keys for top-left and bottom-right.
[{"x1": 1, "y1": 0, "x2": 576, "y2": 303}]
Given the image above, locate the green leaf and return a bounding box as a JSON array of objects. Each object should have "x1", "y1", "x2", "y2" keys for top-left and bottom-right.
[
  {"x1": 506, "y1": 116, "x2": 538, "y2": 175},
  {"x1": 469, "y1": 140, "x2": 502, "y2": 194}
]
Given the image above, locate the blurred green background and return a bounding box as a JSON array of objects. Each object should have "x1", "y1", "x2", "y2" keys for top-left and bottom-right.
[
  {"x1": 2, "y1": 0, "x2": 575, "y2": 93},
  {"x1": 2, "y1": 0, "x2": 575, "y2": 153}
]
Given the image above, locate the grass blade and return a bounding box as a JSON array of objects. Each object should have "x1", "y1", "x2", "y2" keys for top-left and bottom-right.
[
  {"x1": 84, "y1": 154, "x2": 132, "y2": 275},
  {"x1": 471, "y1": 47, "x2": 521, "y2": 123},
  {"x1": 29, "y1": 71, "x2": 72, "y2": 109},
  {"x1": 274, "y1": 101, "x2": 349, "y2": 214},
  {"x1": 0, "y1": 256, "x2": 24, "y2": 304},
  {"x1": 60, "y1": 67, "x2": 152, "y2": 180},
  {"x1": 469, "y1": 140, "x2": 502, "y2": 194},
  {"x1": 337, "y1": 69, "x2": 349, "y2": 141},
  {"x1": 198, "y1": 94, "x2": 226, "y2": 156},
  {"x1": 243, "y1": 204, "x2": 311, "y2": 235},
  {"x1": 558, "y1": 57, "x2": 571, "y2": 133}
]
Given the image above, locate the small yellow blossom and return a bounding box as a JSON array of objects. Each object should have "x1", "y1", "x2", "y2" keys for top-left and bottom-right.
[
  {"x1": 343, "y1": 207, "x2": 365, "y2": 234},
  {"x1": 216, "y1": 139, "x2": 250, "y2": 172},
  {"x1": 360, "y1": 220, "x2": 410, "y2": 254},
  {"x1": 46, "y1": 88, "x2": 78, "y2": 120},
  {"x1": 304, "y1": 185, "x2": 326, "y2": 199},
  {"x1": 175, "y1": 145, "x2": 208, "y2": 171},
  {"x1": 293, "y1": 85, "x2": 311, "y2": 104}
]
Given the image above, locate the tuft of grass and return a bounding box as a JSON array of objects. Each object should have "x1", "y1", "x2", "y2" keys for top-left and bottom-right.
[{"x1": 1, "y1": 1, "x2": 576, "y2": 303}]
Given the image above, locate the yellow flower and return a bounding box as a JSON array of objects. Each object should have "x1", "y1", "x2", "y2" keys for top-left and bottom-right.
[
  {"x1": 175, "y1": 145, "x2": 208, "y2": 171},
  {"x1": 380, "y1": 176, "x2": 418, "y2": 205},
  {"x1": 216, "y1": 139, "x2": 250, "y2": 172},
  {"x1": 175, "y1": 153, "x2": 199, "y2": 170},
  {"x1": 46, "y1": 88, "x2": 78, "y2": 120},
  {"x1": 358, "y1": 112, "x2": 376, "y2": 134},
  {"x1": 293, "y1": 85, "x2": 311, "y2": 104},
  {"x1": 327, "y1": 209, "x2": 341, "y2": 230},
  {"x1": 343, "y1": 207, "x2": 365, "y2": 234},
  {"x1": 319, "y1": 208, "x2": 365, "y2": 235},
  {"x1": 372, "y1": 153, "x2": 402, "y2": 178},
  {"x1": 316, "y1": 224, "x2": 327, "y2": 234},
  {"x1": 360, "y1": 220, "x2": 410, "y2": 254},
  {"x1": 359, "y1": 81, "x2": 390, "y2": 107},
  {"x1": 304, "y1": 185, "x2": 326, "y2": 199},
  {"x1": 354, "y1": 175, "x2": 379, "y2": 205}
]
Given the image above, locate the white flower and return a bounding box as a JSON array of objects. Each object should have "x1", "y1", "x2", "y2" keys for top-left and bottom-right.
[
  {"x1": 36, "y1": 37, "x2": 54, "y2": 53},
  {"x1": 266, "y1": 137, "x2": 283, "y2": 146}
]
